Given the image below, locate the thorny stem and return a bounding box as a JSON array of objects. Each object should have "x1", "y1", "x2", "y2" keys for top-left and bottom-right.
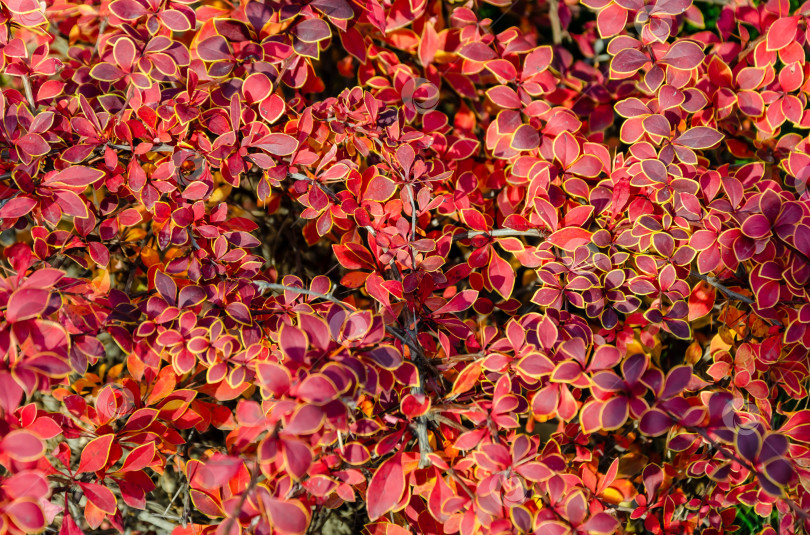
[
  {"x1": 549, "y1": 0, "x2": 563, "y2": 45},
  {"x1": 253, "y1": 281, "x2": 354, "y2": 310},
  {"x1": 452, "y1": 228, "x2": 546, "y2": 241},
  {"x1": 108, "y1": 142, "x2": 177, "y2": 153},
  {"x1": 690, "y1": 270, "x2": 783, "y2": 327},
  {"x1": 385, "y1": 323, "x2": 434, "y2": 468},
  {"x1": 94, "y1": 20, "x2": 108, "y2": 56},
  {"x1": 690, "y1": 271, "x2": 754, "y2": 305},
  {"x1": 21, "y1": 75, "x2": 36, "y2": 109}
]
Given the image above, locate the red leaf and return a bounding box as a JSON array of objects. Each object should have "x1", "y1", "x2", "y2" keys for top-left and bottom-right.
[
  {"x1": 255, "y1": 133, "x2": 297, "y2": 155},
  {"x1": 43, "y1": 166, "x2": 105, "y2": 188},
  {"x1": 767, "y1": 16, "x2": 798, "y2": 51},
  {"x1": 581, "y1": 512, "x2": 620, "y2": 534},
  {"x1": 242, "y1": 73, "x2": 273, "y2": 103},
  {"x1": 53, "y1": 190, "x2": 88, "y2": 217},
  {"x1": 88, "y1": 242, "x2": 110, "y2": 267},
  {"x1": 487, "y1": 86, "x2": 522, "y2": 109},
  {"x1": 281, "y1": 438, "x2": 312, "y2": 482},
  {"x1": 547, "y1": 227, "x2": 592, "y2": 251},
  {"x1": 259, "y1": 496, "x2": 310, "y2": 535},
  {"x1": 79, "y1": 482, "x2": 117, "y2": 514},
  {"x1": 400, "y1": 393, "x2": 431, "y2": 418},
  {"x1": 5, "y1": 500, "x2": 46, "y2": 531},
  {"x1": 511, "y1": 124, "x2": 540, "y2": 151},
  {"x1": 487, "y1": 252, "x2": 515, "y2": 299},
  {"x1": 154, "y1": 270, "x2": 177, "y2": 302},
  {"x1": 367, "y1": 453, "x2": 405, "y2": 520},
  {"x1": 611, "y1": 48, "x2": 650, "y2": 74},
  {"x1": 296, "y1": 374, "x2": 338, "y2": 403},
  {"x1": 365, "y1": 522, "x2": 413, "y2": 535},
  {"x1": 5, "y1": 287, "x2": 49, "y2": 322},
  {"x1": 780, "y1": 411, "x2": 810, "y2": 443},
  {"x1": 0, "y1": 430, "x2": 44, "y2": 461},
  {"x1": 450, "y1": 361, "x2": 481, "y2": 398},
  {"x1": 284, "y1": 404, "x2": 324, "y2": 435},
  {"x1": 365, "y1": 345, "x2": 403, "y2": 369},
  {"x1": 597, "y1": 3, "x2": 627, "y2": 38},
  {"x1": 77, "y1": 434, "x2": 115, "y2": 473},
  {"x1": 660, "y1": 41, "x2": 704, "y2": 70},
  {"x1": 459, "y1": 42, "x2": 496, "y2": 62},
  {"x1": 674, "y1": 127, "x2": 724, "y2": 149},
  {"x1": 119, "y1": 442, "x2": 155, "y2": 473},
  {"x1": 364, "y1": 175, "x2": 397, "y2": 202},
  {"x1": 432, "y1": 290, "x2": 479, "y2": 315},
  {"x1": 16, "y1": 133, "x2": 49, "y2": 156},
  {"x1": 688, "y1": 280, "x2": 715, "y2": 321},
  {"x1": 197, "y1": 36, "x2": 231, "y2": 61},
  {"x1": 294, "y1": 18, "x2": 332, "y2": 42},
  {"x1": 0, "y1": 196, "x2": 36, "y2": 219},
  {"x1": 109, "y1": 0, "x2": 148, "y2": 20},
  {"x1": 279, "y1": 324, "x2": 308, "y2": 362},
  {"x1": 225, "y1": 301, "x2": 252, "y2": 325}
]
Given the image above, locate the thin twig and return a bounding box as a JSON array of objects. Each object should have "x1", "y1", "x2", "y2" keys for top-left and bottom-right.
[
  {"x1": 549, "y1": 0, "x2": 562, "y2": 45},
  {"x1": 108, "y1": 143, "x2": 176, "y2": 152},
  {"x1": 21, "y1": 76, "x2": 36, "y2": 109},
  {"x1": 136, "y1": 511, "x2": 177, "y2": 532},
  {"x1": 221, "y1": 463, "x2": 260, "y2": 535},
  {"x1": 669, "y1": 412, "x2": 810, "y2": 522},
  {"x1": 691, "y1": 271, "x2": 754, "y2": 305},
  {"x1": 452, "y1": 228, "x2": 546, "y2": 241},
  {"x1": 691, "y1": 271, "x2": 783, "y2": 326},
  {"x1": 95, "y1": 20, "x2": 108, "y2": 57},
  {"x1": 253, "y1": 281, "x2": 354, "y2": 310}
]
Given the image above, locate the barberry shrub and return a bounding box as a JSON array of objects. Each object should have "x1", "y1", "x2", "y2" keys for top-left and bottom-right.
[{"x1": 1, "y1": 0, "x2": 810, "y2": 533}]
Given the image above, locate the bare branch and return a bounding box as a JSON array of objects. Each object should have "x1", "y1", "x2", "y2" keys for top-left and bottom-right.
[
  {"x1": 21, "y1": 76, "x2": 36, "y2": 109},
  {"x1": 253, "y1": 281, "x2": 354, "y2": 310},
  {"x1": 452, "y1": 228, "x2": 546, "y2": 241},
  {"x1": 690, "y1": 271, "x2": 754, "y2": 305},
  {"x1": 108, "y1": 143, "x2": 177, "y2": 153}
]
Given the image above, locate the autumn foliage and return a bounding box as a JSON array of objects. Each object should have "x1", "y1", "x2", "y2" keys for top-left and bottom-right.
[{"x1": 2, "y1": 0, "x2": 810, "y2": 533}]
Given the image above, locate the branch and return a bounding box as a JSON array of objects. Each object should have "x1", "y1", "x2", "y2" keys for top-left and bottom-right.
[
  {"x1": 108, "y1": 143, "x2": 177, "y2": 152},
  {"x1": 668, "y1": 411, "x2": 810, "y2": 523},
  {"x1": 21, "y1": 76, "x2": 36, "y2": 109},
  {"x1": 94, "y1": 20, "x2": 108, "y2": 57},
  {"x1": 690, "y1": 271, "x2": 754, "y2": 305},
  {"x1": 549, "y1": 0, "x2": 562, "y2": 45},
  {"x1": 386, "y1": 325, "x2": 434, "y2": 468},
  {"x1": 137, "y1": 511, "x2": 177, "y2": 533},
  {"x1": 253, "y1": 281, "x2": 354, "y2": 310},
  {"x1": 221, "y1": 463, "x2": 259, "y2": 535},
  {"x1": 452, "y1": 228, "x2": 546, "y2": 241}
]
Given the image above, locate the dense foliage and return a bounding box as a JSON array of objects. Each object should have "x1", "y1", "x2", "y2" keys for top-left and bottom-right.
[{"x1": 1, "y1": 0, "x2": 810, "y2": 533}]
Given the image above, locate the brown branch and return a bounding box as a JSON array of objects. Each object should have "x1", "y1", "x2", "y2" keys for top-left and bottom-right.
[
  {"x1": 108, "y1": 142, "x2": 177, "y2": 153},
  {"x1": 690, "y1": 271, "x2": 754, "y2": 305},
  {"x1": 690, "y1": 271, "x2": 783, "y2": 326},
  {"x1": 253, "y1": 281, "x2": 354, "y2": 310},
  {"x1": 94, "y1": 20, "x2": 108, "y2": 57},
  {"x1": 21, "y1": 76, "x2": 36, "y2": 109},
  {"x1": 452, "y1": 228, "x2": 546, "y2": 241},
  {"x1": 221, "y1": 462, "x2": 260, "y2": 535},
  {"x1": 691, "y1": 425, "x2": 809, "y2": 521},
  {"x1": 549, "y1": 0, "x2": 562, "y2": 45}
]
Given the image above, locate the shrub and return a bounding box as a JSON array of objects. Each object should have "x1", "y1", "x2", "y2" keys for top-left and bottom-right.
[{"x1": 0, "y1": 0, "x2": 809, "y2": 534}]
